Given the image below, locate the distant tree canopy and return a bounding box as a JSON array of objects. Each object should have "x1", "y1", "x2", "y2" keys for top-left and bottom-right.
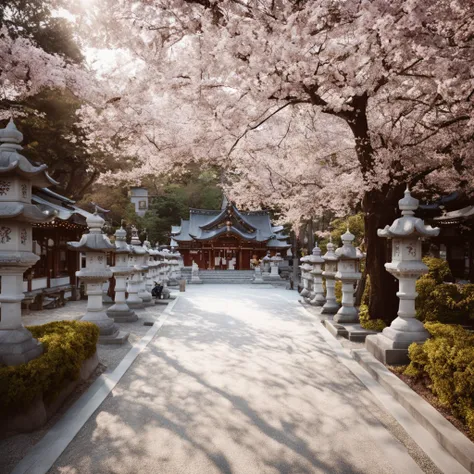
[
  {"x1": 0, "y1": 0, "x2": 83, "y2": 63},
  {"x1": 0, "y1": 1, "x2": 115, "y2": 199},
  {"x1": 139, "y1": 170, "x2": 223, "y2": 245}
]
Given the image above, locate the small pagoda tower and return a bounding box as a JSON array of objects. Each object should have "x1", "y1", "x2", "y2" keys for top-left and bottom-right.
[
  {"x1": 0, "y1": 119, "x2": 57, "y2": 365},
  {"x1": 107, "y1": 225, "x2": 137, "y2": 322},
  {"x1": 68, "y1": 211, "x2": 129, "y2": 344},
  {"x1": 366, "y1": 187, "x2": 440, "y2": 364}
]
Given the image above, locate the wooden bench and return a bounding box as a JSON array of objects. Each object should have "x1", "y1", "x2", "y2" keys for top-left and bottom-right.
[{"x1": 23, "y1": 285, "x2": 74, "y2": 311}]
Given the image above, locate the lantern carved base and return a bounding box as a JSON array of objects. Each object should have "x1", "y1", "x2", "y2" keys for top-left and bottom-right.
[
  {"x1": 82, "y1": 309, "x2": 130, "y2": 345},
  {"x1": 333, "y1": 305, "x2": 359, "y2": 324},
  {"x1": 106, "y1": 304, "x2": 138, "y2": 323},
  {"x1": 365, "y1": 317, "x2": 429, "y2": 365},
  {"x1": 321, "y1": 301, "x2": 340, "y2": 314},
  {"x1": 0, "y1": 327, "x2": 43, "y2": 366}
]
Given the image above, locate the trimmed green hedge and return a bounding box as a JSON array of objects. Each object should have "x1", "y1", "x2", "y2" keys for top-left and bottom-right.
[
  {"x1": 416, "y1": 257, "x2": 474, "y2": 324},
  {"x1": 405, "y1": 323, "x2": 474, "y2": 436},
  {"x1": 0, "y1": 320, "x2": 99, "y2": 414}
]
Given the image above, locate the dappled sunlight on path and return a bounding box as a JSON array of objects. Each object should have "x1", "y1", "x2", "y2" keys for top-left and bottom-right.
[{"x1": 52, "y1": 286, "x2": 402, "y2": 474}]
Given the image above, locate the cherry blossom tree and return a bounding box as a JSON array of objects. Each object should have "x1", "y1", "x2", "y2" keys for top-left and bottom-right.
[{"x1": 74, "y1": 0, "x2": 473, "y2": 323}]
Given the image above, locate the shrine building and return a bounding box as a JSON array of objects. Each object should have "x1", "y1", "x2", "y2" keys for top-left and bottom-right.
[{"x1": 170, "y1": 199, "x2": 290, "y2": 270}]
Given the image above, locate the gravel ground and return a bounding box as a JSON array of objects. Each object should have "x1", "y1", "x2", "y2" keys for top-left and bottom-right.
[{"x1": 0, "y1": 298, "x2": 168, "y2": 474}]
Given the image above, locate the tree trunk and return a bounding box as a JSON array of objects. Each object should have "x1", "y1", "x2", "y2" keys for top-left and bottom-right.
[
  {"x1": 343, "y1": 94, "x2": 400, "y2": 324},
  {"x1": 354, "y1": 266, "x2": 367, "y2": 306},
  {"x1": 363, "y1": 191, "x2": 399, "y2": 323}
]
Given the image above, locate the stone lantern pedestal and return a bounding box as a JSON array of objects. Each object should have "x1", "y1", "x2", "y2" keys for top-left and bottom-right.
[
  {"x1": 366, "y1": 188, "x2": 439, "y2": 365},
  {"x1": 129, "y1": 227, "x2": 152, "y2": 306},
  {"x1": 69, "y1": 213, "x2": 129, "y2": 344},
  {"x1": 0, "y1": 119, "x2": 57, "y2": 366},
  {"x1": 334, "y1": 230, "x2": 363, "y2": 323},
  {"x1": 308, "y1": 243, "x2": 326, "y2": 306},
  {"x1": 322, "y1": 238, "x2": 340, "y2": 314},
  {"x1": 143, "y1": 239, "x2": 155, "y2": 299},
  {"x1": 252, "y1": 266, "x2": 265, "y2": 284},
  {"x1": 190, "y1": 261, "x2": 202, "y2": 284},
  {"x1": 126, "y1": 265, "x2": 144, "y2": 309},
  {"x1": 262, "y1": 252, "x2": 271, "y2": 275},
  {"x1": 299, "y1": 255, "x2": 311, "y2": 300},
  {"x1": 161, "y1": 249, "x2": 172, "y2": 298},
  {"x1": 107, "y1": 226, "x2": 137, "y2": 322},
  {"x1": 269, "y1": 253, "x2": 283, "y2": 278}
]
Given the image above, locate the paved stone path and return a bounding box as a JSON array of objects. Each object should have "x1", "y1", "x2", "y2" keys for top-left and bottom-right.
[{"x1": 49, "y1": 286, "x2": 424, "y2": 474}]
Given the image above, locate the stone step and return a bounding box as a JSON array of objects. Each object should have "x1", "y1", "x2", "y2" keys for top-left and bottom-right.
[{"x1": 201, "y1": 279, "x2": 253, "y2": 284}]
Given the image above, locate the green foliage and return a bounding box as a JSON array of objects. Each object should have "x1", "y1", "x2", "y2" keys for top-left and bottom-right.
[
  {"x1": 422, "y1": 257, "x2": 452, "y2": 284},
  {"x1": 416, "y1": 258, "x2": 474, "y2": 324},
  {"x1": 359, "y1": 304, "x2": 386, "y2": 331},
  {"x1": 361, "y1": 274, "x2": 370, "y2": 306},
  {"x1": 0, "y1": 321, "x2": 98, "y2": 414},
  {"x1": 80, "y1": 185, "x2": 137, "y2": 232},
  {"x1": 318, "y1": 213, "x2": 365, "y2": 254},
  {"x1": 10, "y1": 90, "x2": 123, "y2": 200},
  {"x1": 0, "y1": 0, "x2": 83, "y2": 63},
  {"x1": 404, "y1": 323, "x2": 474, "y2": 436},
  {"x1": 140, "y1": 169, "x2": 222, "y2": 244},
  {"x1": 331, "y1": 213, "x2": 365, "y2": 249},
  {"x1": 335, "y1": 280, "x2": 342, "y2": 304}
]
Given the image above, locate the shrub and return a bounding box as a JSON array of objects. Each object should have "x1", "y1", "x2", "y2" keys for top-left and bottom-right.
[
  {"x1": 422, "y1": 257, "x2": 452, "y2": 284},
  {"x1": 358, "y1": 275, "x2": 386, "y2": 331},
  {"x1": 404, "y1": 323, "x2": 474, "y2": 436},
  {"x1": 335, "y1": 280, "x2": 342, "y2": 304},
  {"x1": 0, "y1": 320, "x2": 99, "y2": 414},
  {"x1": 416, "y1": 280, "x2": 474, "y2": 324},
  {"x1": 359, "y1": 304, "x2": 386, "y2": 331},
  {"x1": 416, "y1": 257, "x2": 474, "y2": 324}
]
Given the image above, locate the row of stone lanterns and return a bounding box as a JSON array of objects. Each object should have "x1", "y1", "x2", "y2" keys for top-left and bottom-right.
[
  {"x1": 299, "y1": 229, "x2": 363, "y2": 325},
  {"x1": 67, "y1": 220, "x2": 179, "y2": 345},
  {"x1": 299, "y1": 187, "x2": 439, "y2": 364}
]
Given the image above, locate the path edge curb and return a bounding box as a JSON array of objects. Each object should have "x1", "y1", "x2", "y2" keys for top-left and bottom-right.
[{"x1": 351, "y1": 348, "x2": 474, "y2": 474}]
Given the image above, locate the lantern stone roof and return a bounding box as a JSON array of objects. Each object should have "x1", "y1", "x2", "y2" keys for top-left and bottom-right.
[
  {"x1": 170, "y1": 199, "x2": 290, "y2": 248},
  {"x1": 308, "y1": 243, "x2": 324, "y2": 263},
  {"x1": 323, "y1": 238, "x2": 338, "y2": 262},
  {"x1": 68, "y1": 213, "x2": 115, "y2": 252},
  {"x1": 335, "y1": 229, "x2": 363, "y2": 260},
  {"x1": 378, "y1": 188, "x2": 440, "y2": 239},
  {"x1": 0, "y1": 201, "x2": 56, "y2": 223},
  {"x1": 0, "y1": 119, "x2": 57, "y2": 188},
  {"x1": 113, "y1": 226, "x2": 130, "y2": 253}
]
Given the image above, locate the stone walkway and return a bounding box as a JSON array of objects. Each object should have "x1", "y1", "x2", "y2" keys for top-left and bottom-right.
[{"x1": 35, "y1": 285, "x2": 438, "y2": 474}]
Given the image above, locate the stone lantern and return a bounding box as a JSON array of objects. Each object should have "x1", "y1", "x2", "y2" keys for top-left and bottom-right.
[
  {"x1": 106, "y1": 226, "x2": 137, "y2": 322},
  {"x1": 174, "y1": 251, "x2": 182, "y2": 281},
  {"x1": 129, "y1": 226, "x2": 152, "y2": 305},
  {"x1": 299, "y1": 254, "x2": 311, "y2": 299},
  {"x1": 190, "y1": 260, "x2": 202, "y2": 283},
  {"x1": 321, "y1": 238, "x2": 340, "y2": 314},
  {"x1": 143, "y1": 237, "x2": 155, "y2": 298},
  {"x1": 366, "y1": 187, "x2": 440, "y2": 364},
  {"x1": 161, "y1": 248, "x2": 172, "y2": 297},
  {"x1": 269, "y1": 253, "x2": 283, "y2": 278},
  {"x1": 127, "y1": 226, "x2": 145, "y2": 309},
  {"x1": 334, "y1": 229, "x2": 363, "y2": 323},
  {"x1": 262, "y1": 251, "x2": 271, "y2": 275},
  {"x1": 308, "y1": 243, "x2": 326, "y2": 306},
  {"x1": 0, "y1": 119, "x2": 56, "y2": 365},
  {"x1": 69, "y1": 212, "x2": 129, "y2": 344}
]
